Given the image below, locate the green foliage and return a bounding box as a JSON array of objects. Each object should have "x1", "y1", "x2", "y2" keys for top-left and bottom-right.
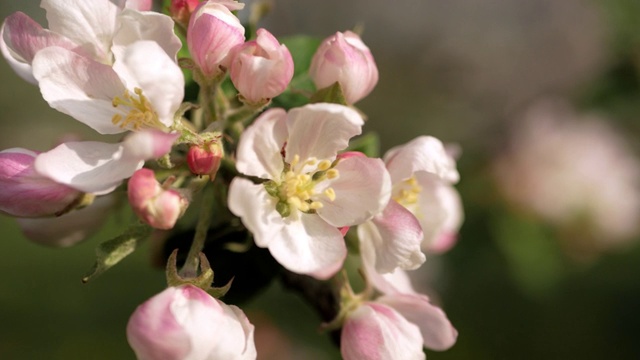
[{"x1": 272, "y1": 35, "x2": 321, "y2": 109}]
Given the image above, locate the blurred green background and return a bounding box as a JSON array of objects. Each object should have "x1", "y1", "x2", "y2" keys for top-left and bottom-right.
[{"x1": 2, "y1": 0, "x2": 640, "y2": 359}]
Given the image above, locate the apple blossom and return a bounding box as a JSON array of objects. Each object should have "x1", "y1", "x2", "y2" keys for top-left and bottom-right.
[
  {"x1": 309, "y1": 31, "x2": 379, "y2": 104},
  {"x1": 228, "y1": 103, "x2": 391, "y2": 279},
  {"x1": 127, "y1": 285, "x2": 257, "y2": 360},
  {"x1": 0, "y1": 148, "x2": 83, "y2": 218},
  {"x1": 382, "y1": 136, "x2": 463, "y2": 253},
  {"x1": 341, "y1": 302, "x2": 424, "y2": 360},
  {"x1": 170, "y1": 0, "x2": 202, "y2": 25},
  {"x1": 0, "y1": 0, "x2": 180, "y2": 83},
  {"x1": 494, "y1": 99, "x2": 640, "y2": 252},
  {"x1": 128, "y1": 169, "x2": 187, "y2": 230},
  {"x1": 188, "y1": 0, "x2": 245, "y2": 79},
  {"x1": 229, "y1": 28, "x2": 294, "y2": 104}
]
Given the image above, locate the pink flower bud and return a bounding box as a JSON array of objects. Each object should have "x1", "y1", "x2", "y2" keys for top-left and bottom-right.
[
  {"x1": 169, "y1": 0, "x2": 201, "y2": 26},
  {"x1": 127, "y1": 169, "x2": 186, "y2": 230},
  {"x1": 187, "y1": 141, "x2": 224, "y2": 178},
  {"x1": 309, "y1": 31, "x2": 379, "y2": 104},
  {"x1": 188, "y1": 1, "x2": 245, "y2": 78},
  {"x1": 341, "y1": 302, "x2": 424, "y2": 360},
  {"x1": 229, "y1": 28, "x2": 294, "y2": 104},
  {"x1": 127, "y1": 285, "x2": 257, "y2": 360},
  {"x1": 0, "y1": 148, "x2": 82, "y2": 218}
]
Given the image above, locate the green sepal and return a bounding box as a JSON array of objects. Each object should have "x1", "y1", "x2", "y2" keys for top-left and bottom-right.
[
  {"x1": 347, "y1": 132, "x2": 381, "y2": 158},
  {"x1": 207, "y1": 277, "x2": 234, "y2": 299},
  {"x1": 310, "y1": 82, "x2": 348, "y2": 105},
  {"x1": 166, "y1": 250, "x2": 215, "y2": 289},
  {"x1": 81, "y1": 222, "x2": 152, "y2": 284}
]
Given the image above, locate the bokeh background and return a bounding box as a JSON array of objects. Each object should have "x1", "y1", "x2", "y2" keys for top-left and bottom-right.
[{"x1": 2, "y1": 0, "x2": 640, "y2": 359}]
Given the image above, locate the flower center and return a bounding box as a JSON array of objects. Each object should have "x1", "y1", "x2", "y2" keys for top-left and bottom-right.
[
  {"x1": 265, "y1": 155, "x2": 340, "y2": 218},
  {"x1": 393, "y1": 176, "x2": 422, "y2": 206},
  {"x1": 111, "y1": 88, "x2": 163, "y2": 130}
]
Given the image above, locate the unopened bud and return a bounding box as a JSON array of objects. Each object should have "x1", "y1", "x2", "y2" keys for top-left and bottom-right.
[
  {"x1": 127, "y1": 169, "x2": 187, "y2": 230},
  {"x1": 187, "y1": 140, "x2": 224, "y2": 179},
  {"x1": 187, "y1": 1, "x2": 245, "y2": 79},
  {"x1": 309, "y1": 31, "x2": 379, "y2": 104},
  {"x1": 0, "y1": 148, "x2": 83, "y2": 218},
  {"x1": 229, "y1": 28, "x2": 294, "y2": 105},
  {"x1": 169, "y1": 0, "x2": 201, "y2": 26}
]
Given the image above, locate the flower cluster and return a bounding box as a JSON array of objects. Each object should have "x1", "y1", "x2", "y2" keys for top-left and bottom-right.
[{"x1": 0, "y1": 0, "x2": 464, "y2": 358}]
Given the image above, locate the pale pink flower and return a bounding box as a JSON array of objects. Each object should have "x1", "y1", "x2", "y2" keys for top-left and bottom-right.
[
  {"x1": 128, "y1": 168, "x2": 186, "y2": 230},
  {"x1": 341, "y1": 302, "x2": 424, "y2": 360},
  {"x1": 228, "y1": 103, "x2": 391, "y2": 279},
  {"x1": 16, "y1": 195, "x2": 115, "y2": 247},
  {"x1": 383, "y1": 136, "x2": 463, "y2": 253},
  {"x1": 188, "y1": 0, "x2": 245, "y2": 78},
  {"x1": 309, "y1": 31, "x2": 378, "y2": 104},
  {"x1": 495, "y1": 99, "x2": 640, "y2": 251},
  {"x1": 127, "y1": 285, "x2": 257, "y2": 360},
  {"x1": 229, "y1": 28, "x2": 294, "y2": 104},
  {"x1": 1, "y1": 0, "x2": 180, "y2": 83},
  {"x1": 0, "y1": 148, "x2": 82, "y2": 218}
]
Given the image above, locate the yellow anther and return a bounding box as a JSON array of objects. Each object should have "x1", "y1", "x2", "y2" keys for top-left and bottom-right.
[
  {"x1": 310, "y1": 201, "x2": 323, "y2": 210},
  {"x1": 393, "y1": 176, "x2": 422, "y2": 205},
  {"x1": 290, "y1": 154, "x2": 300, "y2": 167},
  {"x1": 327, "y1": 169, "x2": 339, "y2": 180},
  {"x1": 306, "y1": 157, "x2": 318, "y2": 166},
  {"x1": 111, "y1": 88, "x2": 161, "y2": 130},
  {"x1": 324, "y1": 188, "x2": 336, "y2": 201},
  {"x1": 317, "y1": 160, "x2": 332, "y2": 171},
  {"x1": 298, "y1": 174, "x2": 311, "y2": 183}
]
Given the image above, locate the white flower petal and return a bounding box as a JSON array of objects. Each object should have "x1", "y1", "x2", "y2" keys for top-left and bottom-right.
[
  {"x1": 0, "y1": 12, "x2": 79, "y2": 84},
  {"x1": 34, "y1": 139, "x2": 149, "y2": 194},
  {"x1": 112, "y1": 41, "x2": 184, "y2": 127},
  {"x1": 32, "y1": 46, "x2": 127, "y2": 134},
  {"x1": 378, "y1": 293, "x2": 458, "y2": 351},
  {"x1": 285, "y1": 103, "x2": 363, "y2": 167},
  {"x1": 317, "y1": 156, "x2": 390, "y2": 227},
  {"x1": 384, "y1": 136, "x2": 459, "y2": 184},
  {"x1": 227, "y1": 178, "x2": 284, "y2": 248},
  {"x1": 357, "y1": 200, "x2": 425, "y2": 274},
  {"x1": 112, "y1": 9, "x2": 182, "y2": 62},
  {"x1": 268, "y1": 213, "x2": 346, "y2": 280},
  {"x1": 235, "y1": 108, "x2": 287, "y2": 179},
  {"x1": 415, "y1": 174, "x2": 464, "y2": 252},
  {"x1": 41, "y1": 0, "x2": 120, "y2": 63},
  {"x1": 122, "y1": 130, "x2": 179, "y2": 160}
]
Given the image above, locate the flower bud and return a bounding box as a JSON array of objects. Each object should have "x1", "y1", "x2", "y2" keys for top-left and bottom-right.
[
  {"x1": 309, "y1": 31, "x2": 379, "y2": 104},
  {"x1": 127, "y1": 285, "x2": 257, "y2": 360},
  {"x1": 187, "y1": 140, "x2": 224, "y2": 178},
  {"x1": 229, "y1": 28, "x2": 294, "y2": 104},
  {"x1": 188, "y1": 1, "x2": 245, "y2": 79},
  {"x1": 341, "y1": 302, "x2": 424, "y2": 360},
  {"x1": 0, "y1": 148, "x2": 83, "y2": 218},
  {"x1": 127, "y1": 169, "x2": 186, "y2": 230}
]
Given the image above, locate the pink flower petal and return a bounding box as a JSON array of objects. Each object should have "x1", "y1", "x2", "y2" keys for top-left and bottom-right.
[{"x1": 235, "y1": 108, "x2": 288, "y2": 179}]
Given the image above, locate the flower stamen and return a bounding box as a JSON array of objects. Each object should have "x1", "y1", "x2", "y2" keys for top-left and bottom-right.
[{"x1": 112, "y1": 88, "x2": 163, "y2": 130}]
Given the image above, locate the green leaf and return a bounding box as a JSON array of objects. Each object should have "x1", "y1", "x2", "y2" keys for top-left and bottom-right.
[
  {"x1": 310, "y1": 82, "x2": 348, "y2": 105},
  {"x1": 347, "y1": 132, "x2": 381, "y2": 158},
  {"x1": 81, "y1": 223, "x2": 152, "y2": 284},
  {"x1": 272, "y1": 35, "x2": 322, "y2": 109}
]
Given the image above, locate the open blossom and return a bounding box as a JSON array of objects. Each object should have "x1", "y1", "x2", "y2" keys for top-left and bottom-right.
[
  {"x1": 228, "y1": 103, "x2": 391, "y2": 279},
  {"x1": 128, "y1": 169, "x2": 187, "y2": 230},
  {"x1": 309, "y1": 31, "x2": 379, "y2": 104},
  {"x1": 0, "y1": 148, "x2": 83, "y2": 218},
  {"x1": 0, "y1": 0, "x2": 180, "y2": 84},
  {"x1": 127, "y1": 285, "x2": 257, "y2": 360},
  {"x1": 494, "y1": 99, "x2": 640, "y2": 253},
  {"x1": 229, "y1": 28, "x2": 294, "y2": 104},
  {"x1": 188, "y1": 0, "x2": 245, "y2": 78}
]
